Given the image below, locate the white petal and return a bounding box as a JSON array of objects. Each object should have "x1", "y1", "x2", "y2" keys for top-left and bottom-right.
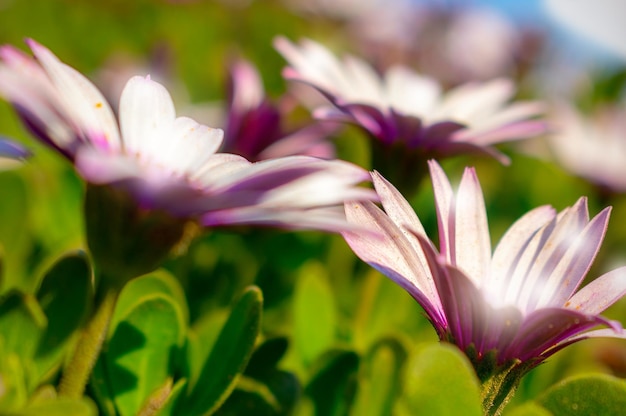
[
  {"x1": 119, "y1": 75, "x2": 176, "y2": 158},
  {"x1": 372, "y1": 170, "x2": 428, "y2": 259},
  {"x1": 454, "y1": 167, "x2": 491, "y2": 287},
  {"x1": 502, "y1": 215, "x2": 559, "y2": 308},
  {"x1": 157, "y1": 117, "x2": 223, "y2": 176},
  {"x1": 434, "y1": 78, "x2": 514, "y2": 123},
  {"x1": 428, "y1": 160, "x2": 455, "y2": 262},
  {"x1": 537, "y1": 207, "x2": 611, "y2": 308},
  {"x1": 386, "y1": 67, "x2": 441, "y2": 117},
  {"x1": 517, "y1": 198, "x2": 589, "y2": 310},
  {"x1": 193, "y1": 153, "x2": 252, "y2": 187},
  {"x1": 27, "y1": 39, "x2": 121, "y2": 151},
  {"x1": 488, "y1": 205, "x2": 556, "y2": 292},
  {"x1": 75, "y1": 147, "x2": 141, "y2": 184}
]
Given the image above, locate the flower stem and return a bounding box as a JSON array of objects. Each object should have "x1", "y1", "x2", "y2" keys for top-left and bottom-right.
[
  {"x1": 58, "y1": 281, "x2": 120, "y2": 399},
  {"x1": 480, "y1": 360, "x2": 533, "y2": 416}
]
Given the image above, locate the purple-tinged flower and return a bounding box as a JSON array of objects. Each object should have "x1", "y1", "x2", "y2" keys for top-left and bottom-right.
[
  {"x1": 274, "y1": 37, "x2": 547, "y2": 192},
  {"x1": 342, "y1": 160, "x2": 626, "y2": 414},
  {"x1": 275, "y1": 37, "x2": 546, "y2": 161},
  {"x1": 0, "y1": 40, "x2": 375, "y2": 279},
  {"x1": 0, "y1": 136, "x2": 30, "y2": 170},
  {"x1": 282, "y1": 0, "x2": 408, "y2": 20},
  {"x1": 221, "y1": 58, "x2": 335, "y2": 161}
]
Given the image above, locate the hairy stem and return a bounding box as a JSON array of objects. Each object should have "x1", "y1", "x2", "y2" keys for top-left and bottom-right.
[{"x1": 58, "y1": 282, "x2": 120, "y2": 398}]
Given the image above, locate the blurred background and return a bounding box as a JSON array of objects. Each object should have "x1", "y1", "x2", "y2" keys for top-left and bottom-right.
[{"x1": 1, "y1": 0, "x2": 625, "y2": 413}]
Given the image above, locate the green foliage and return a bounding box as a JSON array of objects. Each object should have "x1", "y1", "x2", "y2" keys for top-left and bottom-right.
[
  {"x1": 400, "y1": 343, "x2": 483, "y2": 416},
  {"x1": 293, "y1": 261, "x2": 337, "y2": 366},
  {"x1": 352, "y1": 337, "x2": 408, "y2": 416},
  {"x1": 34, "y1": 252, "x2": 93, "y2": 380},
  {"x1": 180, "y1": 286, "x2": 263, "y2": 416},
  {"x1": 0, "y1": 252, "x2": 93, "y2": 413},
  {"x1": 305, "y1": 349, "x2": 360, "y2": 416},
  {"x1": 536, "y1": 374, "x2": 626, "y2": 415}
]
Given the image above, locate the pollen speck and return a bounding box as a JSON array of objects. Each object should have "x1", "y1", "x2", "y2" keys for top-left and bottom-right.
[{"x1": 95, "y1": 102, "x2": 103, "y2": 108}]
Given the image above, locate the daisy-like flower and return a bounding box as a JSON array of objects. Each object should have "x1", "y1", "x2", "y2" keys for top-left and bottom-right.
[
  {"x1": 221, "y1": 58, "x2": 335, "y2": 161},
  {"x1": 274, "y1": 37, "x2": 547, "y2": 193},
  {"x1": 548, "y1": 102, "x2": 626, "y2": 194},
  {"x1": 342, "y1": 160, "x2": 626, "y2": 415},
  {"x1": 0, "y1": 40, "x2": 375, "y2": 280},
  {"x1": 0, "y1": 136, "x2": 30, "y2": 170}
]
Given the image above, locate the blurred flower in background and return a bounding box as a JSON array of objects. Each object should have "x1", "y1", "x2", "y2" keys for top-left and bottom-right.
[
  {"x1": 219, "y1": 58, "x2": 336, "y2": 161},
  {"x1": 275, "y1": 36, "x2": 547, "y2": 192},
  {"x1": 342, "y1": 160, "x2": 626, "y2": 412},
  {"x1": 283, "y1": 0, "x2": 409, "y2": 20},
  {"x1": 548, "y1": 102, "x2": 626, "y2": 194},
  {"x1": 349, "y1": 3, "x2": 544, "y2": 86}
]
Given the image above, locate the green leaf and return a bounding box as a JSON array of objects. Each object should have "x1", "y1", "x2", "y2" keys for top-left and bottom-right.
[
  {"x1": 90, "y1": 355, "x2": 117, "y2": 416},
  {"x1": 0, "y1": 290, "x2": 46, "y2": 361},
  {"x1": 0, "y1": 344, "x2": 28, "y2": 411},
  {"x1": 402, "y1": 343, "x2": 482, "y2": 416},
  {"x1": 227, "y1": 337, "x2": 300, "y2": 416},
  {"x1": 106, "y1": 294, "x2": 185, "y2": 416},
  {"x1": 34, "y1": 251, "x2": 93, "y2": 379},
  {"x1": 353, "y1": 337, "x2": 408, "y2": 416},
  {"x1": 113, "y1": 269, "x2": 189, "y2": 324},
  {"x1": 354, "y1": 270, "x2": 432, "y2": 350},
  {"x1": 245, "y1": 337, "x2": 289, "y2": 378},
  {"x1": 9, "y1": 397, "x2": 98, "y2": 416},
  {"x1": 505, "y1": 402, "x2": 553, "y2": 416},
  {"x1": 305, "y1": 349, "x2": 360, "y2": 416},
  {"x1": 0, "y1": 172, "x2": 30, "y2": 291},
  {"x1": 537, "y1": 374, "x2": 626, "y2": 415},
  {"x1": 184, "y1": 309, "x2": 229, "y2": 391},
  {"x1": 293, "y1": 262, "x2": 336, "y2": 365},
  {"x1": 181, "y1": 286, "x2": 263, "y2": 416},
  {"x1": 214, "y1": 375, "x2": 281, "y2": 416}
]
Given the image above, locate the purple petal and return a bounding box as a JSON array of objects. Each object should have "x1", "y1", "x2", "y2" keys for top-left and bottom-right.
[
  {"x1": 504, "y1": 308, "x2": 616, "y2": 362},
  {"x1": 0, "y1": 137, "x2": 30, "y2": 160},
  {"x1": 342, "y1": 201, "x2": 442, "y2": 320},
  {"x1": 566, "y1": 266, "x2": 626, "y2": 315}
]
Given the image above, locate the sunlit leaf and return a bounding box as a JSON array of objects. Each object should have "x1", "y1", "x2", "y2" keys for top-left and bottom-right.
[
  {"x1": 106, "y1": 293, "x2": 185, "y2": 416},
  {"x1": 401, "y1": 343, "x2": 482, "y2": 416},
  {"x1": 0, "y1": 290, "x2": 46, "y2": 362},
  {"x1": 293, "y1": 262, "x2": 336, "y2": 365},
  {"x1": 352, "y1": 337, "x2": 408, "y2": 416},
  {"x1": 537, "y1": 374, "x2": 626, "y2": 415},
  {"x1": 10, "y1": 397, "x2": 98, "y2": 416},
  {"x1": 181, "y1": 286, "x2": 262, "y2": 416}
]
